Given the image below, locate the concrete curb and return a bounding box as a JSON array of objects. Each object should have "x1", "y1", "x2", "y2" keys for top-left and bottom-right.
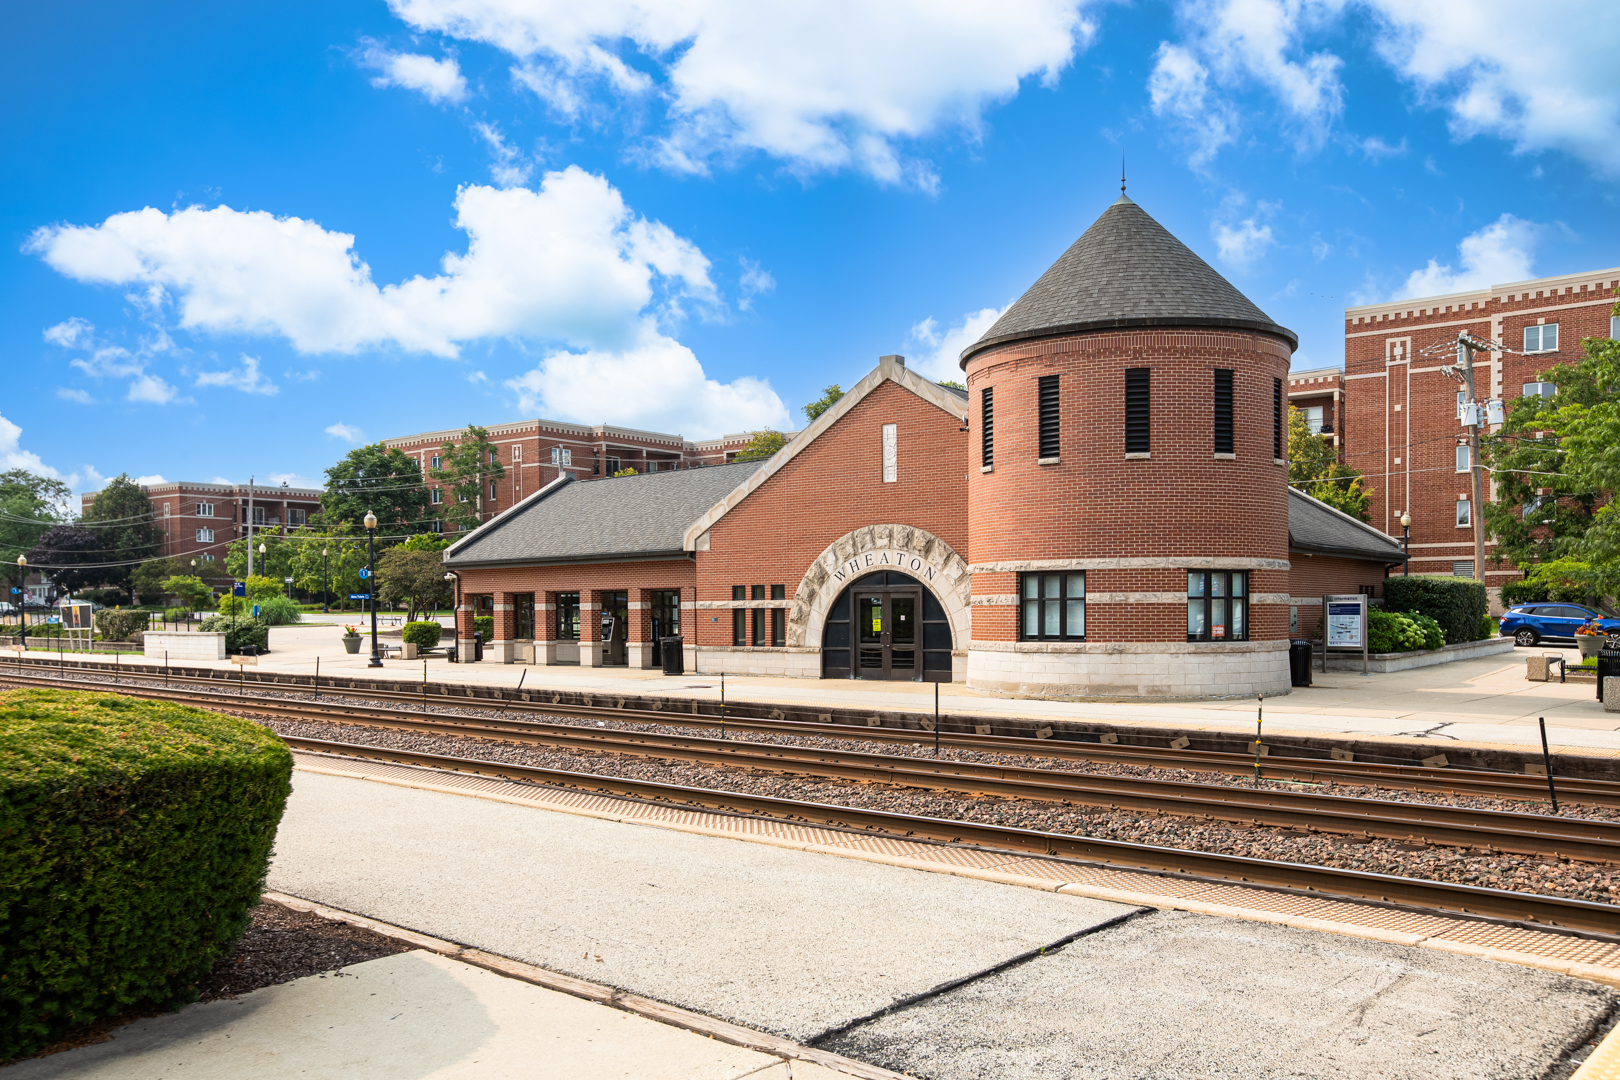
[{"x1": 262, "y1": 890, "x2": 909, "y2": 1080}]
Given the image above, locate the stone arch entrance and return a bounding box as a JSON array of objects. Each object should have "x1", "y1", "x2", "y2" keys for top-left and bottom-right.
[
  {"x1": 822, "y1": 570, "x2": 953, "y2": 680},
  {"x1": 788, "y1": 524, "x2": 970, "y2": 677}
]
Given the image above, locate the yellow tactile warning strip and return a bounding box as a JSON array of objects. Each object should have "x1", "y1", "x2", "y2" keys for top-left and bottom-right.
[
  {"x1": 292, "y1": 752, "x2": 1620, "y2": 990},
  {"x1": 1575, "y1": 1021, "x2": 1620, "y2": 1080}
]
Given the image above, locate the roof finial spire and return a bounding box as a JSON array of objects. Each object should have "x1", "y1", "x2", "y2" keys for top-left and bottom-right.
[{"x1": 1121, "y1": 152, "x2": 1126, "y2": 195}]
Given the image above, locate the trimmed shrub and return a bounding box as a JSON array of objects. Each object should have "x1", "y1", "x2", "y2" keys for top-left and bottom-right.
[
  {"x1": 1480, "y1": 612, "x2": 1499, "y2": 640},
  {"x1": 1404, "y1": 611, "x2": 1446, "y2": 650},
  {"x1": 93, "y1": 610, "x2": 150, "y2": 642},
  {"x1": 0, "y1": 689, "x2": 292, "y2": 1058},
  {"x1": 474, "y1": 616, "x2": 494, "y2": 641},
  {"x1": 402, "y1": 621, "x2": 443, "y2": 648},
  {"x1": 1368, "y1": 609, "x2": 1427, "y2": 653},
  {"x1": 198, "y1": 615, "x2": 269, "y2": 654},
  {"x1": 1383, "y1": 576, "x2": 1488, "y2": 644}
]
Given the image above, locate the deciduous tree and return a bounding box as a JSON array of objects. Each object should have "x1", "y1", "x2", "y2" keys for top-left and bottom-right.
[
  {"x1": 1287, "y1": 406, "x2": 1370, "y2": 522},
  {"x1": 430, "y1": 425, "x2": 505, "y2": 533},
  {"x1": 23, "y1": 525, "x2": 100, "y2": 596},
  {"x1": 321, "y1": 444, "x2": 433, "y2": 539},
  {"x1": 733, "y1": 431, "x2": 786, "y2": 461},
  {"x1": 803, "y1": 385, "x2": 844, "y2": 423},
  {"x1": 0, "y1": 469, "x2": 70, "y2": 567},
  {"x1": 81, "y1": 474, "x2": 163, "y2": 593},
  {"x1": 378, "y1": 546, "x2": 453, "y2": 622}
]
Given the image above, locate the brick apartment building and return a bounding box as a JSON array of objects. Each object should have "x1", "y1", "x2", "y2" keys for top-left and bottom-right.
[
  {"x1": 1287, "y1": 366, "x2": 1343, "y2": 450},
  {"x1": 1344, "y1": 266, "x2": 1620, "y2": 591},
  {"x1": 384, "y1": 421, "x2": 792, "y2": 531},
  {"x1": 440, "y1": 194, "x2": 1402, "y2": 699},
  {"x1": 81, "y1": 480, "x2": 323, "y2": 575}
]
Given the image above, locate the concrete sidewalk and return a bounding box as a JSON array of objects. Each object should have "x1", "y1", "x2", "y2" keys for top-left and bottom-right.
[
  {"x1": 6, "y1": 949, "x2": 865, "y2": 1080},
  {"x1": 52, "y1": 622, "x2": 1620, "y2": 753}
]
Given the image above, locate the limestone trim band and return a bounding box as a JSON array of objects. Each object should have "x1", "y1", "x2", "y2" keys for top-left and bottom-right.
[
  {"x1": 969, "y1": 639, "x2": 1288, "y2": 654},
  {"x1": 969, "y1": 557, "x2": 1291, "y2": 573},
  {"x1": 976, "y1": 591, "x2": 1293, "y2": 606},
  {"x1": 788, "y1": 523, "x2": 971, "y2": 650}
]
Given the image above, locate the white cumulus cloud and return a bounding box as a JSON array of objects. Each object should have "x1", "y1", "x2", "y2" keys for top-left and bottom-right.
[
  {"x1": 905, "y1": 305, "x2": 1010, "y2": 381},
  {"x1": 128, "y1": 374, "x2": 186, "y2": 405},
  {"x1": 132, "y1": 474, "x2": 169, "y2": 486},
  {"x1": 1400, "y1": 213, "x2": 1540, "y2": 298},
  {"x1": 55, "y1": 388, "x2": 96, "y2": 405},
  {"x1": 326, "y1": 422, "x2": 365, "y2": 442},
  {"x1": 1212, "y1": 217, "x2": 1276, "y2": 271},
  {"x1": 361, "y1": 44, "x2": 469, "y2": 104},
  {"x1": 387, "y1": 0, "x2": 1096, "y2": 184},
  {"x1": 30, "y1": 167, "x2": 785, "y2": 436},
  {"x1": 195, "y1": 354, "x2": 278, "y2": 395}
]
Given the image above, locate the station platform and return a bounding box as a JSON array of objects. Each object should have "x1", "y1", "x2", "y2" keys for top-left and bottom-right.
[{"x1": 34, "y1": 622, "x2": 1620, "y2": 755}]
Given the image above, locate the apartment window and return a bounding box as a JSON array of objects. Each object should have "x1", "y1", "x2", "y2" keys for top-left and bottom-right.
[
  {"x1": 555, "y1": 593, "x2": 580, "y2": 639},
  {"x1": 1611, "y1": 315, "x2": 1619, "y2": 340},
  {"x1": 1125, "y1": 368, "x2": 1151, "y2": 454},
  {"x1": 646, "y1": 461, "x2": 657, "y2": 472},
  {"x1": 195, "y1": 528, "x2": 214, "y2": 543},
  {"x1": 1453, "y1": 561, "x2": 1475, "y2": 578},
  {"x1": 1456, "y1": 443, "x2": 1471, "y2": 472},
  {"x1": 1187, "y1": 571, "x2": 1247, "y2": 642},
  {"x1": 1037, "y1": 375, "x2": 1060, "y2": 459},
  {"x1": 431, "y1": 519, "x2": 443, "y2": 534},
  {"x1": 732, "y1": 585, "x2": 747, "y2": 646},
  {"x1": 200, "y1": 553, "x2": 214, "y2": 562},
  {"x1": 288, "y1": 508, "x2": 306, "y2": 527},
  {"x1": 1524, "y1": 323, "x2": 1560, "y2": 353},
  {"x1": 490, "y1": 481, "x2": 498, "y2": 500},
  {"x1": 513, "y1": 444, "x2": 522, "y2": 461},
  {"x1": 550, "y1": 447, "x2": 560, "y2": 464},
  {"x1": 1456, "y1": 390, "x2": 1467, "y2": 420},
  {"x1": 489, "y1": 449, "x2": 499, "y2": 463},
  {"x1": 1272, "y1": 377, "x2": 1282, "y2": 458},
  {"x1": 1456, "y1": 498, "x2": 1472, "y2": 527},
  {"x1": 431, "y1": 455, "x2": 442, "y2": 469},
  {"x1": 1020, "y1": 572, "x2": 1085, "y2": 641},
  {"x1": 196, "y1": 502, "x2": 214, "y2": 517},
  {"x1": 607, "y1": 456, "x2": 621, "y2": 474},
  {"x1": 1301, "y1": 406, "x2": 1323, "y2": 434},
  {"x1": 980, "y1": 387, "x2": 994, "y2": 468},
  {"x1": 431, "y1": 488, "x2": 443, "y2": 504},
  {"x1": 1213, "y1": 369, "x2": 1234, "y2": 454},
  {"x1": 252, "y1": 506, "x2": 266, "y2": 526}
]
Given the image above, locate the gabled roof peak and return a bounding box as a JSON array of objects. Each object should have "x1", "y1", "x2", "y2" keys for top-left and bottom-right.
[{"x1": 961, "y1": 196, "x2": 1296, "y2": 366}]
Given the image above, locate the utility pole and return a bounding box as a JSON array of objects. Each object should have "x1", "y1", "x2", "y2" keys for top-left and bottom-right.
[
  {"x1": 246, "y1": 475, "x2": 255, "y2": 577},
  {"x1": 1458, "y1": 339, "x2": 1487, "y2": 583}
]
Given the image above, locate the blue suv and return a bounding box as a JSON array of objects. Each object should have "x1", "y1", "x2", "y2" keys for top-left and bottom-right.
[{"x1": 1499, "y1": 603, "x2": 1620, "y2": 647}]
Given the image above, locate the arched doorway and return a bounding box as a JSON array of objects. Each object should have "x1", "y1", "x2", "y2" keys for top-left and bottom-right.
[{"x1": 821, "y1": 571, "x2": 952, "y2": 681}]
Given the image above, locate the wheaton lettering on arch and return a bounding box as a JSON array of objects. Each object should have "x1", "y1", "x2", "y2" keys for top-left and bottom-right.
[{"x1": 831, "y1": 549, "x2": 940, "y2": 586}]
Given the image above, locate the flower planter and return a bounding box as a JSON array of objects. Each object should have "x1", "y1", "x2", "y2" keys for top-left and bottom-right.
[
  {"x1": 342, "y1": 636, "x2": 361, "y2": 654},
  {"x1": 1578, "y1": 635, "x2": 1603, "y2": 659}
]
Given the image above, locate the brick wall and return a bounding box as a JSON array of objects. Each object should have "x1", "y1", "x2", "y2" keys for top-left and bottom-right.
[
  {"x1": 1288, "y1": 555, "x2": 1392, "y2": 636},
  {"x1": 964, "y1": 328, "x2": 1293, "y2": 646},
  {"x1": 452, "y1": 560, "x2": 697, "y2": 644}
]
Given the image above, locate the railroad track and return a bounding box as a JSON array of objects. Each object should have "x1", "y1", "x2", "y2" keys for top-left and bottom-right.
[
  {"x1": 8, "y1": 671, "x2": 1620, "y2": 864},
  {"x1": 1, "y1": 663, "x2": 1611, "y2": 806},
  {"x1": 284, "y1": 736, "x2": 1620, "y2": 937}
]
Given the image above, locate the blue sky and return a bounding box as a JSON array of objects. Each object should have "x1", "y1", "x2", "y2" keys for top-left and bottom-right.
[{"x1": 3, "y1": 0, "x2": 1616, "y2": 498}]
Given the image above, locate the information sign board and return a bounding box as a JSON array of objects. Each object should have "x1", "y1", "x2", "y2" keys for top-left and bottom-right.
[
  {"x1": 1320, "y1": 593, "x2": 1370, "y2": 675},
  {"x1": 349, "y1": 593, "x2": 371, "y2": 600},
  {"x1": 233, "y1": 581, "x2": 246, "y2": 597}
]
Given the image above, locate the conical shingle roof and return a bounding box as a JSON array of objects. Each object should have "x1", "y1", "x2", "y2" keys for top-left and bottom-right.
[{"x1": 960, "y1": 195, "x2": 1296, "y2": 366}]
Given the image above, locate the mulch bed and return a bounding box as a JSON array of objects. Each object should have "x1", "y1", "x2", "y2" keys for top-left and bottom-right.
[{"x1": 7, "y1": 899, "x2": 412, "y2": 1065}]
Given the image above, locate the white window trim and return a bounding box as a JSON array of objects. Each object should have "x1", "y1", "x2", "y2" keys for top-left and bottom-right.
[
  {"x1": 1456, "y1": 498, "x2": 1472, "y2": 527},
  {"x1": 1455, "y1": 444, "x2": 1471, "y2": 472}
]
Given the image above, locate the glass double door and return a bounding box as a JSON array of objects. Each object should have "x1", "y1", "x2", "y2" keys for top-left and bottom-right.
[{"x1": 854, "y1": 589, "x2": 919, "y2": 679}]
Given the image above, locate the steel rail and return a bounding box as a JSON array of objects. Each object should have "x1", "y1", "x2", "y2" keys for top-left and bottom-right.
[
  {"x1": 284, "y1": 737, "x2": 1620, "y2": 937},
  {"x1": 5, "y1": 664, "x2": 1618, "y2": 804},
  {"x1": 14, "y1": 673, "x2": 1620, "y2": 862},
  {"x1": 6, "y1": 665, "x2": 1620, "y2": 807}
]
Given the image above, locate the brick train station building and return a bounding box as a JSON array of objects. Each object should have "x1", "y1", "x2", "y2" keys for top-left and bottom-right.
[{"x1": 444, "y1": 195, "x2": 1402, "y2": 699}]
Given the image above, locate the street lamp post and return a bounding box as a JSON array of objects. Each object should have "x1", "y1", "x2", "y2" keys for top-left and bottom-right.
[
  {"x1": 1400, "y1": 511, "x2": 1412, "y2": 576},
  {"x1": 322, "y1": 547, "x2": 330, "y2": 614},
  {"x1": 364, "y1": 512, "x2": 381, "y2": 667},
  {"x1": 15, "y1": 555, "x2": 26, "y2": 642}
]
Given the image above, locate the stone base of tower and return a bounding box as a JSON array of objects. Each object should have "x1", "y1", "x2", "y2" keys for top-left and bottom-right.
[{"x1": 966, "y1": 640, "x2": 1289, "y2": 700}]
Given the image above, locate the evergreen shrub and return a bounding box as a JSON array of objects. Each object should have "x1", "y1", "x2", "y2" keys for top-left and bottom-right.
[
  {"x1": 1383, "y1": 576, "x2": 1488, "y2": 644},
  {"x1": 252, "y1": 595, "x2": 301, "y2": 626},
  {"x1": 197, "y1": 616, "x2": 269, "y2": 654},
  {"x1": 0, "y1": 689, "x2": 292, "y2": 1059},
  {"x1": 1368, "y1": 610, "x2": 1427, "y2": 653},
  {"x1": 402, "y1": 621, "x2": 442, "y2": 648},
  {"x1": 93, "y1": 610, "x2": 150, "y2": 642}
]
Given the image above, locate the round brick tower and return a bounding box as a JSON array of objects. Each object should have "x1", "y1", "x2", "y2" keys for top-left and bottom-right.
[{"x1": 961, "y1": 194, "x2": 1297, "y2": 699}]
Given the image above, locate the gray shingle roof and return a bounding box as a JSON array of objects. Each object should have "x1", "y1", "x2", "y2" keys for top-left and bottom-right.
[
  {"x1": 444, "y1": 461, "x2": 761, "y2": 567},
  {"x1": 961, "y1": 195, "x2": 1297, "y2": 365},
  {"x1": 1288, "y1": 488, "x2": 1405, "y2": 562}
]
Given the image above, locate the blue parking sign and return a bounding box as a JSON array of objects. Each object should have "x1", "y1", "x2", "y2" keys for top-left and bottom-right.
[{"x1": 357, "y1": 568, "x2": 371, "y2": 579}]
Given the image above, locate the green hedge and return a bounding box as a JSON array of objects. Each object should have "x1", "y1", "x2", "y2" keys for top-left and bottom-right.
[
  {"x1": 198, "y1": 616, "x2": 269, "y2": 654},
  {"x1": 402, "y1": 621, "x2": 443, "y2": 648},
  {"x1": 473, "y1": 616, "x2": 494, "y2": 641},
  {"x1": 1499, "y1": 578, "x2": 1588, "y2": 607},
  {"x1": 93, "y1": 610, "x2": 150, "y2": 642},
  {"x1": 0, "y1": 689, "x2": 292, "y2": 1059},
  {"x1": 1383, "y1": 576, "x2": 1488, "y2": 645}
]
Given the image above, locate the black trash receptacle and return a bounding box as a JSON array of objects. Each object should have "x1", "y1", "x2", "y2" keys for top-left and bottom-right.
[
  {"x1": 1289, "y1": 639, "x2": 1313, "y2": 687},
  {"x1": 661, "y1": 636, "x2": 684, "y2": 676},
  {"x1": 1596, "y1": 640, "x2": 1620, "y2": 702},
  {"x1": 473, "y1": 631, "x2": 484, "y2": 662}
]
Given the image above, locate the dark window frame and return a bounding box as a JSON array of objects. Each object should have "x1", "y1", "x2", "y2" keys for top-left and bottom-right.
[
  {"x1": 1037, "y1": 374, "x2": 1060, "y2": 459},
  {"x1": 1186, "y1": 570, "x2": 1248, "y2": 643},
  {"x1": 981, "y1": 386, "x2": 994, "y2": 468},
  {"x1": 1272, "y1": 378, "x2": 1283, "y2": 459},
  {"x1": 1125, "y1": 368, "x2": 1150, "y2": 453},
  {"x1": 1213, "y1": 369, "x2": 1234, "y2": 454},
  {"x1": 1018, "y1": 572, "x2": 1086, "y2": 641},
  {"x1": 771, "y1": 608, "x2": 785, "y2": 646},
  {"x1": 554, "y1": 592, "x2": 581, "y2": 640}
]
